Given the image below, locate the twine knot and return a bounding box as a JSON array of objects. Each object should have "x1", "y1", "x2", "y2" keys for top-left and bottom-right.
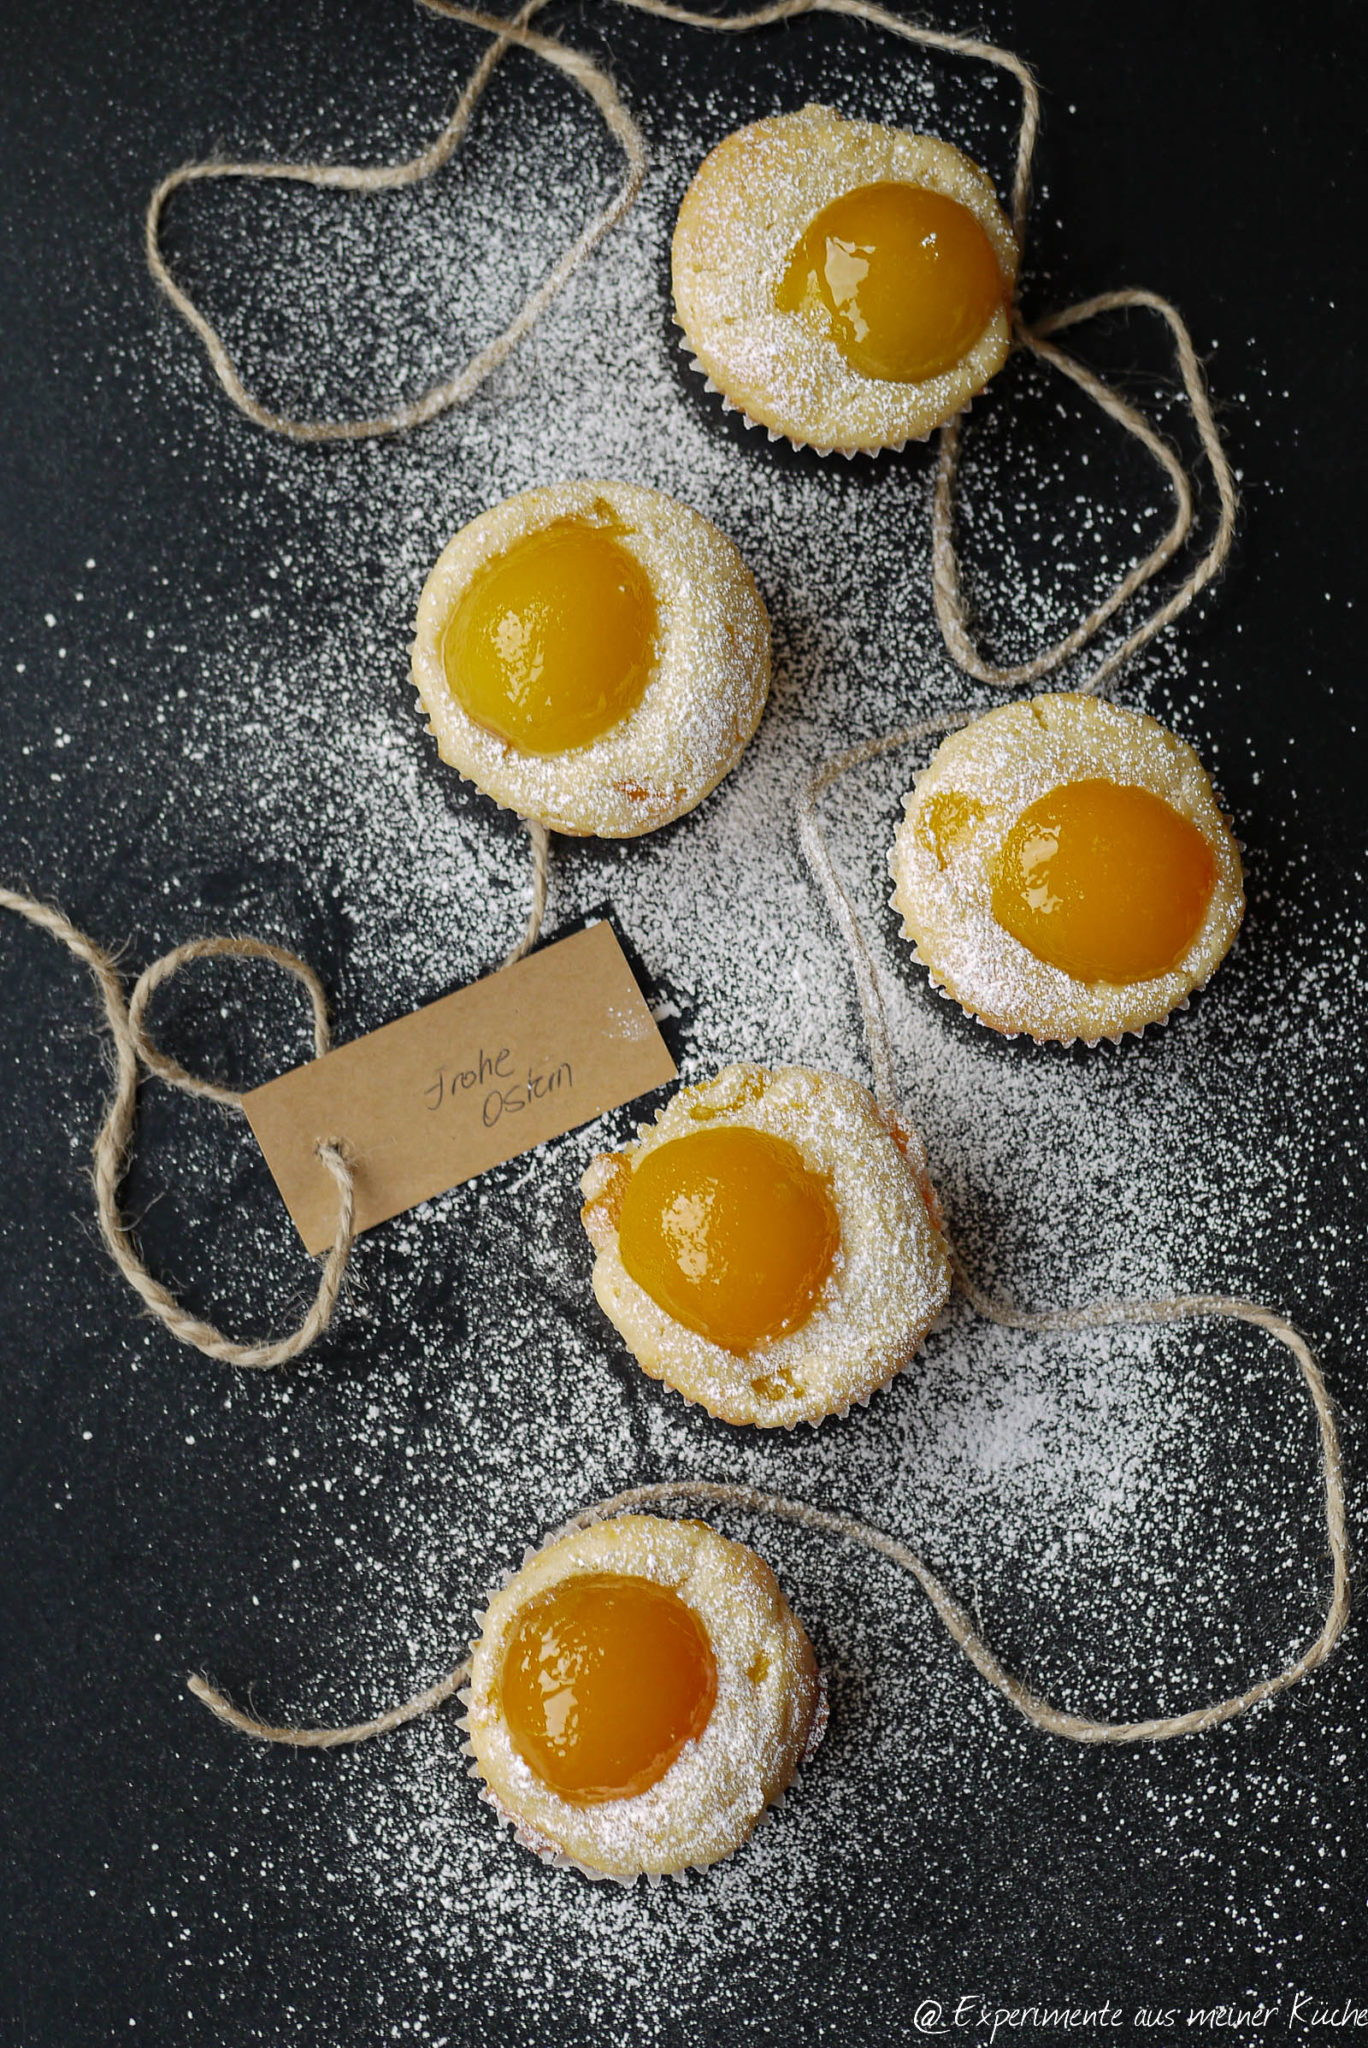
[{"x1": 1, "y1": 889, "x2": 355, "y2": 1369}]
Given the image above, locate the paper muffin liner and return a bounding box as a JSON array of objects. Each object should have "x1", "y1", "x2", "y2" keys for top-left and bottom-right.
[
  {"x1": 916, "y1": 950, "x2": 1187, "y2": 1048},
  {"x1": 888, "y1": 700, "x2": 1253, "y2": 1040},
  {"x1": 676, "y1": 327, "x2": 965, "y2": 460},
  {"x1": 459, "y1": 1529, "x2": 829, "y2": 1884},
  {"x1": 630, "y1": 1326, "x2": 945, "y2": 1433}
]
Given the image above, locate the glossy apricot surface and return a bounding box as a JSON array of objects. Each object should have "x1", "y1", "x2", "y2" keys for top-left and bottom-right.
[
  {"x1": 776, "y1": 181, "x2": 1007, "y2": 383},
  {"x1": 991, "y1": 778, "x2": 1217, "y2": 984},
  {"x1": 501, "y1": 1573, "x2": 717, "y2": 1804},
  {"x1": 441, "y1": 518, "x2": 656, "y2": 754},
  {"x1": 618, "y1": 1125, "x2": 839, "y2": 1352}
]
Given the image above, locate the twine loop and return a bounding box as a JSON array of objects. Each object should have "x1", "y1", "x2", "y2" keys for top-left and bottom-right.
[
  {"x1": 2, "y1": 827, "x2": 545, "y2": 1364},
  {"x1": 933, "y1": 292, "x2": 1238, "y2": 697},
  {"x1": 0, "y1": 888, "x2": 355, "y2": 1368},
  {"x1": 149, "y1": 1, "x2": 1233, "y2": 693},
  {"x1": 128, "y1": 933, "x2": 332, "y2": 1107},
  {"x1": 789, "y1": 726, "x2": 1350, "y2": 1734},
  {"x1": 145, "y1": 0, "x2": 648, "y2": 442}
]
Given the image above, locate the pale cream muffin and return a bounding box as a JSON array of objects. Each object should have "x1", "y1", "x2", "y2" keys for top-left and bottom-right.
[
  {"x1": 464, "y1": 1513, "x2": 824, "y2": 1881},
  {"x1": 672, "y1": 105, "x2": 1017, "y2": 456},
  {"x1": 411, "y1": 480, "x2": 770, "y2": 837},
  {"x1": 580, "y1": 1063, "x2": 951, "y2": 1428},
  {"x1": 889, "y1": 694, "x2": 1245, "y2": 1044}
]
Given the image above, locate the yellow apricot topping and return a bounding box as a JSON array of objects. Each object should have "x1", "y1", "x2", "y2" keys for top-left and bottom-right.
[
  {"x1": 500, "y1": 1573, "x2": 717, "y2": 1804},
  {"x1": 617, "y1": 1125, "x2": 839, "y2": 1352},
  {"x1": 776, "y1": 181, "x2": 1008, "y2": 383},
  {"x1": 991, "y1": 779, "x2": 1217, "y2": 984},
  {"x1": 916, "y1": 789, "x2": 986, "y2": 869},
  {"x1": 441, "y1": 517, "x2": 657, "y2": 755}
]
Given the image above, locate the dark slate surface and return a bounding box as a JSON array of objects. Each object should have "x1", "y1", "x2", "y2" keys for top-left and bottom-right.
[{"x1": 1, "y1": 4, "x2": 1364, "y2": 2042}]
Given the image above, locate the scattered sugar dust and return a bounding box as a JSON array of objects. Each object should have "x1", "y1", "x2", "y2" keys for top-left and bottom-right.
[{"x1": 10, "y1": 7, "x2": 1365, "y2": 2038}]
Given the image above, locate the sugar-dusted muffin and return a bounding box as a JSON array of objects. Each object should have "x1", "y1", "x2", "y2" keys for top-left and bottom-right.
[
  {"x1": 412, "y1": 480, "x2": 770, "y2": 837},
  {"x1": 890, "y1": 694, "x2": 1245, "y2": 1044},
  {"x1": 464, "y1": 1513, "x2": 825, "y2": 1881},
  {"x1": 581, "y1": 1063, "x2": 951, "y2": 1428},
  {"x1": 673, "y1": 105, "x2": 1017, "y2": 456}
]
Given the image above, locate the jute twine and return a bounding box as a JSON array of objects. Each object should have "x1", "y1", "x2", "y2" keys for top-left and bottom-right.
[
  {"x1": 0, "y1": 885, "x2": 353, "y2": 1367},
  {"x1": 794, "y1": 717, "x2": 1350, "y2": 1711},
  {"x1": 145, "y1": 0, "x2": 648, "y2": 443},
  {"x1": 0, "y1": 841, "x2": 546, "y2": 1366},
  {"x1": 177, "y1": 780, "x2": 1351, "y2": 1748},
  {"x1": 189, "y1": 1406, "x2": 1349, "y2": 1749},
  {"x1": 178, "y1": 734, "x2": 1351, "y2": 1749},
  {"x1": 504, "y1": 817, "x2": 550, "y2": 965},
  {"x1": 149, "y1": 6, "x2": 1333, "y2": 1757},
  {"x1": 934, "y1": 290, "x2": 1239, "y2": 696},
  {"x1": 148, "y1": 0, "x2": 1233, "y2": 693},
  {"x1": 185, "y1": 729, "x2": 1351, "y2": 1747}
]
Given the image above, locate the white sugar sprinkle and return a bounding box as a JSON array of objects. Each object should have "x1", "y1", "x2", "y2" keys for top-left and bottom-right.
[{"x1": 15, "y1": 24, "x2": 1362, "y2": 2036}]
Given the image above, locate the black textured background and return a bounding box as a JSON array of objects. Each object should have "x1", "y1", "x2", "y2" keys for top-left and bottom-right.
[{"x1": 1, "y1": 3, "x2": 1365, "y2": 2042}]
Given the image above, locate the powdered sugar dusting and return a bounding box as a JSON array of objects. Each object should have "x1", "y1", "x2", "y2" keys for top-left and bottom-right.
[
  {"x1": 672, "y1": 105, "x2": 1016, "y2": 452},
  {"x1": 6, "y1": 7, "x2": 1364, "y2": 2034},
  {"x1": 582, "y1": 1062, "x2": 950, "y2": 1427},
  {"x1": 465, "y1": 1514, "x2": 821, "y2": 1880},
  {"x1": 888, "y1": 692, "x2": 1246, "y2": 1042},
  {"x1": 410, "y1": 478, "x2": 770, "y2": 837}
]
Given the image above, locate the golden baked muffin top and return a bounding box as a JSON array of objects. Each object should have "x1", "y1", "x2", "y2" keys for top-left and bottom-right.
[
  {"x1": 890, "y1": 694, "x2": 1245, "y2": 1044},
  {"x1": 672, "y1": 105, "x2": 1017, "y2": 456},
  {"x1": 412, "y1": 480, "x2": 770, "y2": 838},
  {"x1": 464, "y1": 1512, "x2": 824, "y2": 1881},
  {"x1": 581, "y1": 1062, "x2": 951, "y2": 1428}
]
